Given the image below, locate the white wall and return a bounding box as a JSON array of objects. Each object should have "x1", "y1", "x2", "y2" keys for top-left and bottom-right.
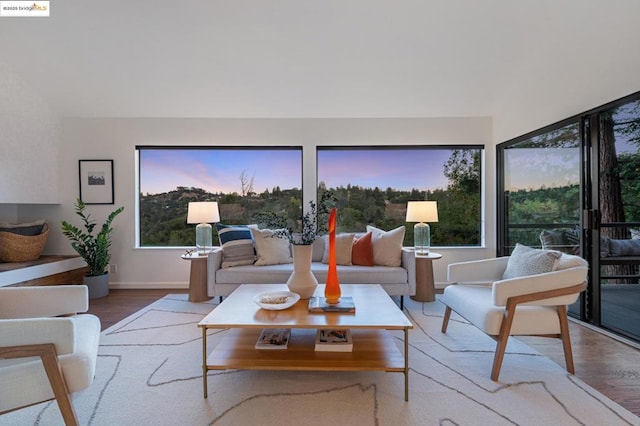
[
  {"x1": 490, "y1": 6, "x2": 640, "y2": 144},
  {"x1": 24, "y1": 117, "x2": 493, "y2": 289},
  {"x1": 0, "y1": 60, "x2": 60, "y2": 205}
]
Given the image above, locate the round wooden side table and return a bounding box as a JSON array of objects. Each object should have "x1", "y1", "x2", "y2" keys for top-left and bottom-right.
[
  {"x1": 410, "y1": 251, "x2": 442, "y2": 303},
  {"x1": 181, "y1": 253, "x2": 209, "y2": 302}
]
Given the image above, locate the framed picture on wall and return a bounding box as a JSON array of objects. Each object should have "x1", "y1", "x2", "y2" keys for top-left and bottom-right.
[{"x1": 79, "y1": 160, "x2": 114, "y2": 204}]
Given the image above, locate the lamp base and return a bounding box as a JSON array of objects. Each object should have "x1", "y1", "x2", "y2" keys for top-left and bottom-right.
[
  {"x1": 414, "y1": 222, "x2": 430, "y2": 256},
  {"x1": 195, "y1": 223, "x2": 213, "y2": 255}
]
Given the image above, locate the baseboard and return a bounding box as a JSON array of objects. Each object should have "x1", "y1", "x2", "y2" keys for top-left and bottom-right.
[{"x1": 109, "y1": 282, "x2": 189, "y2": 290}]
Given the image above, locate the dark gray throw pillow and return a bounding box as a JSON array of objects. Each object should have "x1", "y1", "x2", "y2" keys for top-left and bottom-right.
[
  {"x1": 608, "y1": 238, "x2": 640, "y2": 256},
  {"x1": 0, "y1": 224, "x2": 44, "y2": 236}
]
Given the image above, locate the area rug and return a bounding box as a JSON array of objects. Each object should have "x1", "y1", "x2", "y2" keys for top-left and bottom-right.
[{"x1": 3, "y1": 295, "x2": 639, "y2": 426}]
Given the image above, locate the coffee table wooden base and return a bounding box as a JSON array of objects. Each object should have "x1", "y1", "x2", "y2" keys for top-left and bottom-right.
[
  {"x1": 202, "y1": 327, "x2": 410, "y2": 400},
  {"x1": 207, "y1": 328, "x2": 405, "y2": 370},
  {"x1": 199, "y1": 284, "x2": 413, "y2": 401}
]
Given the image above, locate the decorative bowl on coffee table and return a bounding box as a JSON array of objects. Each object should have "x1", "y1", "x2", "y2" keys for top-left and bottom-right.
[{"x1": 253, "y1": 291, "x2": 300, "y2": 310}]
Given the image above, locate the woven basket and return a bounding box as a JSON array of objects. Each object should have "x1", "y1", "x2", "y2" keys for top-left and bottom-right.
[{"x1": 0, "y1": 223, "x2": 49, "y2": 262}]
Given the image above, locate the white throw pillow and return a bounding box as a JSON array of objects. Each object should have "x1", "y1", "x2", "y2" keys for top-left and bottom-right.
[
  {"x1": 502, "y1": 243, "x2": 561, "y2": 279},
  {"x1": 321, "y1": 233, "x2": 355, "y2": 265},
  {"x1": 555, "y1": 253, "x2": 588, "y2": 271},
  {"x1": 366, "y1": 225, "x2": 406, "y2": 267},
  {"x1": 250, "y1": 228, "x2": 293, "y2": 266}
]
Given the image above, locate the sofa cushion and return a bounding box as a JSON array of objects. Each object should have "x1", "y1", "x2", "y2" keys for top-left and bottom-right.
[
  {"x1": 351, "y1": 231, "x2": 374, "y2": 266},
  {"x1": 216, "y1": 224, "x2": 255, "y2": 268},
  {"x1": 250, "y1": 228, "x2": 292, "y2": 266},
  {"x1": 502, "y1": 243, "x2": 561, "y2": 280},
  {"x1": 608, "y1": 238, "x2": 640, "y2": 256},
  {"x1": 321, "y1": 233, "x2": 354, "y2": 265},
  {"x1": 215, "y1": 262, "x2": 408, "y2": 285},
  {"x1": 366, "y1": 225, "x2": 405, "y2": 267},
  {"x1": 312, "y1": 263, "x2": 407, "y2": 285}
]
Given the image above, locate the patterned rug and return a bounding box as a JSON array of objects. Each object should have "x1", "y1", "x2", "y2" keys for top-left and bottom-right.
[{"x1": 3, "y1": 294, "x2": 639, "y2": 425}]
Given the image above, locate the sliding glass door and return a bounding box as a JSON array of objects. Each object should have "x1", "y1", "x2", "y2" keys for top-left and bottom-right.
[
  {"x1": 497, "y1": 119, "x2": 583, "y2": 316},
  {"x1": 498, "y1": 91, "x2": 640, "y2": 342},
  {"x1": 594, "y1": 98, "x2": 640, "y2": 341}
]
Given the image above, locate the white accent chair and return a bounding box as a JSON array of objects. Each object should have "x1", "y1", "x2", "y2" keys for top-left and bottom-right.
[
  {"x1": 0, "y1": 285, "x2": 101, "y2": 426},
  {"x1": 440, "y1": 253, "x2": 588, "y2": 381}
]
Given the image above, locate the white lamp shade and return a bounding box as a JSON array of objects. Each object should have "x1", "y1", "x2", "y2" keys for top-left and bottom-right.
[
  {"x1": 187, "y1": 202, "x2": 220, "y2": 224},
  {"x1": 405, "y1": 201, "x2": 438, "y2": 223}
]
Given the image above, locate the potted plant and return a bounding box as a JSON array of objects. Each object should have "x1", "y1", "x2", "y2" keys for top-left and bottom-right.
[
  {"x1": 61, "y1": 198, "x2": 124, "y2": 298},
  {"x1": 254, "y1": 194, "x2": 335, "y2": 298},
  {"x1": 254, "y1": 192, "x2": 335, "y2": 245}
]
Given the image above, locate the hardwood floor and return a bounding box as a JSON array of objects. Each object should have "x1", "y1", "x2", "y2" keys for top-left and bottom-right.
[
  {"x1": 87, "y1": 289, "x2": 640, "y2": 417},
  {"x1": 86, "y1": 289, "x2": 188, "y2": 330},
  {"x1": 520, "y1": 324, "x2": 640, "y2": 417}
]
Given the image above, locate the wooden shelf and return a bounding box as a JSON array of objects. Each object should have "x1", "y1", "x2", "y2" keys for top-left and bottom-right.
[
  {"x1": 206, "y1": 328, "x2": 405, "y2": 372},
  {"x1": 0, "y1": 255, "x2": 87, "y2": 287}
]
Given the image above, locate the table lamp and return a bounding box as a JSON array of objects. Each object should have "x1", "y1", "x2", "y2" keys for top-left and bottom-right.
[
  {"x1": 187, "y1": 201, "x2": 220, "y2": 255},
  {"x1": 406, "y1": 201, "x2": 438, "y2": 255}
]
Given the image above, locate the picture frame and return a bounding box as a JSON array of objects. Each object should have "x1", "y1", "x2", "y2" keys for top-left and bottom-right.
[{"x1": 79, "y1": 160, "x2": 114, "y2": 204}]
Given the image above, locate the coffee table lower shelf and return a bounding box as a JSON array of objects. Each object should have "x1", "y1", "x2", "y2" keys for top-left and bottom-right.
[{"x1": 203, "y1": 328, "x2": 409, "y2": 399}]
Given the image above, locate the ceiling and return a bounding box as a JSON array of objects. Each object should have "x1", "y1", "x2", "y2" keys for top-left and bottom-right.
[{"x1": 1, "y1": 1, "x2": 640, "y2": 119}]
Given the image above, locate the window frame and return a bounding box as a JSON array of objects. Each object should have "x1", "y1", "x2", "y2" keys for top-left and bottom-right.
[
  {"x1": 135, "y1": 145, "x2": 303, "y2": 249},
  {"x1": 316, "y1": 144, "x2": 485, "y2": 248}
]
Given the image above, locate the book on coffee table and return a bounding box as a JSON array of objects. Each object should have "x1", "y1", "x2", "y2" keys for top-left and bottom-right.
[
  {"x1": 255, "y1": 328, "x2": 291, "y2": 350},
  {"x1": 315, "y1": 329, "x2": 353, "y2": 352},
  {"x1": 308, "y1": 296, "x2": 356, "y2": 313}
]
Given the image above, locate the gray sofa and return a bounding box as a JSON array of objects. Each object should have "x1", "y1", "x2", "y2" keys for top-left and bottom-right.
[{"x1": 206, "y1": 239, "x2": 416, "y2": 308}]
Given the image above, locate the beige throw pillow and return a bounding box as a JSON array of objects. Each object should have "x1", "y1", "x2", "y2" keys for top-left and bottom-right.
[
  {"x1": 321, "y1": 233, "x2": 355, "y2": 265},
  {"x1": 366, "y1": 225, "x2": 405, "y2": 267},
  {"x1": 250, "y1": 228, "x2": 293, "y2": 266}
]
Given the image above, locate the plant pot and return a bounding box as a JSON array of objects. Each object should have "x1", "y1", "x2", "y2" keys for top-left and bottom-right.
[
  {"x1": 287, "y1": 244, "x2": 318, "y2": 299},
  {"x1": 84, "y1": 273, "x2": 109, "y2": 299}
]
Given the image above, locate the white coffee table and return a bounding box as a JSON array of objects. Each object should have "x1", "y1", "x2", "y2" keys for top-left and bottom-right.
[{"x1": 198, "y1": 284, "x2": 414, "y2": 400}]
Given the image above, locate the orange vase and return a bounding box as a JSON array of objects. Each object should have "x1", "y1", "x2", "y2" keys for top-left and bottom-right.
[{"x1": 324, "y1": 207, "x2": 341, "y2": 304}]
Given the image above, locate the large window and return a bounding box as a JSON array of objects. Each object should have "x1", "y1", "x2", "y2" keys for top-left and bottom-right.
[
  {"x1": 137, "y1": 146, "x2": 303, "y2": 247},
  {"x1": 317, "y1": 146, "x2": 483, "y2": 247}
]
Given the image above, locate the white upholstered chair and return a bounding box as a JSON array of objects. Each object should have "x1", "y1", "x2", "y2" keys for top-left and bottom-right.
[
  {"x1": 0, "y1": 285, "x2": 101, "y2": 426},
  {"x1": 440, "y1": 248, "x2": 588, "y2": 381}
]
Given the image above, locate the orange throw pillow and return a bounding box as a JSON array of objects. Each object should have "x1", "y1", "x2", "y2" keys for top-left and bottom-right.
[{"x1": 351, "y1": 231, "x2": 374, "y2": 266}]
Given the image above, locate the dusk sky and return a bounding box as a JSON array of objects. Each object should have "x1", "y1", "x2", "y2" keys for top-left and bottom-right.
[
  {"x1": 317, "y1": 149, "x2": 450, "y2": 191},
  {"x1": 139, "y1": 149, "x2": 302, "y2": 195},
  {"x1": 505, "y1": 147, "x2": 580, "y2": 191},
  {"x1": 139, "y1": 148, "x2": 453, "y2": 195}
]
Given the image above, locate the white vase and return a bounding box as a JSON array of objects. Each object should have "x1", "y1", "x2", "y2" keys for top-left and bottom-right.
[{"x1": 287, "y1": 244, "x2": 318, "y2": 299}]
